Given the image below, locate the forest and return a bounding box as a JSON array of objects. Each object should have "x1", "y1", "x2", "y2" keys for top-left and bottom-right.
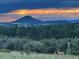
[{"x1": 0, "y1": 23, "x2": 79, "y2": 55}]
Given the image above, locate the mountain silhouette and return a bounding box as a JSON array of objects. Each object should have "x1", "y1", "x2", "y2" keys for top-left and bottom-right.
[
  {"x1": 12, "y1": 16, "x2": 43, "y2": 25},
  {"x1": 43, "y1": 20, "x2": 69, "y2": 24},
  {"x1": 12, "y1": 15, "x2": 70, "y2": 25},
  {"x1": 0, "y1": 15, "x2": 79, "y2": 27}
]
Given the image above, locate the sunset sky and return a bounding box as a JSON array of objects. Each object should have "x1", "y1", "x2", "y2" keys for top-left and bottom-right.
[{"x1": 0, "y1": 0, "x2": 79, "y2": 22}]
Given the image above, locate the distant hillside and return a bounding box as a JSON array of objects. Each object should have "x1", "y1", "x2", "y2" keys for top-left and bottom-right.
[
  {"x1": 11, "y1": 15, "x2": 71, "y2": 25},
  {"x1": 0, "y1": 15, "x2": 79, "y2": 27},
  {"x1": 43, "y1": 20, "x2": 69, "y2": 24},
  {"x1": 12, "y1": 16, "x2": 43, "y2": 25}
]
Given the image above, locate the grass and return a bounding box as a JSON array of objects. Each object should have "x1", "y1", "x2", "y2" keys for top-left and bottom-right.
[{"x1": 0, "y1": 52, "x2": 79, "y2": 59}]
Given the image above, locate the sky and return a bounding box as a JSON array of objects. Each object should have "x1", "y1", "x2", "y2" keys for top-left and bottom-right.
[
  {"x1": 0, "y1": 0, "x2": 79, "y2": 13},
  {"x1": 0, "y1": 0, "x2": 79, "y2": 22}
]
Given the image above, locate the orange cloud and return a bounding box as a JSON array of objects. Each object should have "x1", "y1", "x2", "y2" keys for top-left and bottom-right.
[
  {"x1": 9, "y1": 8, "x2": 79, "y2": 18},
  {"x1": 1, "y1": 8, "x2": 79, "y2": 22}
]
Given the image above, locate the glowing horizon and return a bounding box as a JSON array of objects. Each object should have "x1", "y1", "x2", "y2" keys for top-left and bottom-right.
[
  {"x1": 1, "y1": 8, "x2": 79, "y2": 22},
  {"x1": 9, "y1": 8, "x2": 79, "y2": 14},
  {"x1": 8, "y1": 8, "x2": 79, "y2": 18}
]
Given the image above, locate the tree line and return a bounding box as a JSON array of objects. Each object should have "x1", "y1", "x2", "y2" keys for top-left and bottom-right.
[{"x1": 0, "y1": 23, "x2": 79, "y2": 55}]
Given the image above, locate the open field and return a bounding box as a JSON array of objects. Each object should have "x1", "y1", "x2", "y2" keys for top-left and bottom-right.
[{"x1": 0, "y1": 52, "x2": 79, "y2": 59}]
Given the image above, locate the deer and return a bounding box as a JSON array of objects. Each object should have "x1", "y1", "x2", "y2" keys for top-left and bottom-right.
[{"x1": 54, "y1": 48, "x2": 64, "y2": 55}]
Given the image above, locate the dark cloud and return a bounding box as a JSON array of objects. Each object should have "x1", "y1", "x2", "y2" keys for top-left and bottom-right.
[{"x1": 0, "y1": 0, "x2": 79, "y2": 13}]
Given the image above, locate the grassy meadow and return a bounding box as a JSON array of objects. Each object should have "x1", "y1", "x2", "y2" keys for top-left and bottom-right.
[{"x1": 0, "y1": 52, "x2": 79, "y2": 59}]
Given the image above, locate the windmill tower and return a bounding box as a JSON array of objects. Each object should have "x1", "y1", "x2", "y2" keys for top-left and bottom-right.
[{"x1": 67, "y1": 42, "x2": 71, "y2": 55}]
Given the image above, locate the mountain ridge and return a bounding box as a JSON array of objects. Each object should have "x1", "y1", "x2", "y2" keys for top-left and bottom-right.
[
  {"x1": 11, "y1": 16, "x2": 43, "y2": 25},
  {"x1": 11, "y1": 15, "x2": 70, "y2": 25},
  {"x1": 0, "y1": 15, "x2": 79, "y2": 27}
]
